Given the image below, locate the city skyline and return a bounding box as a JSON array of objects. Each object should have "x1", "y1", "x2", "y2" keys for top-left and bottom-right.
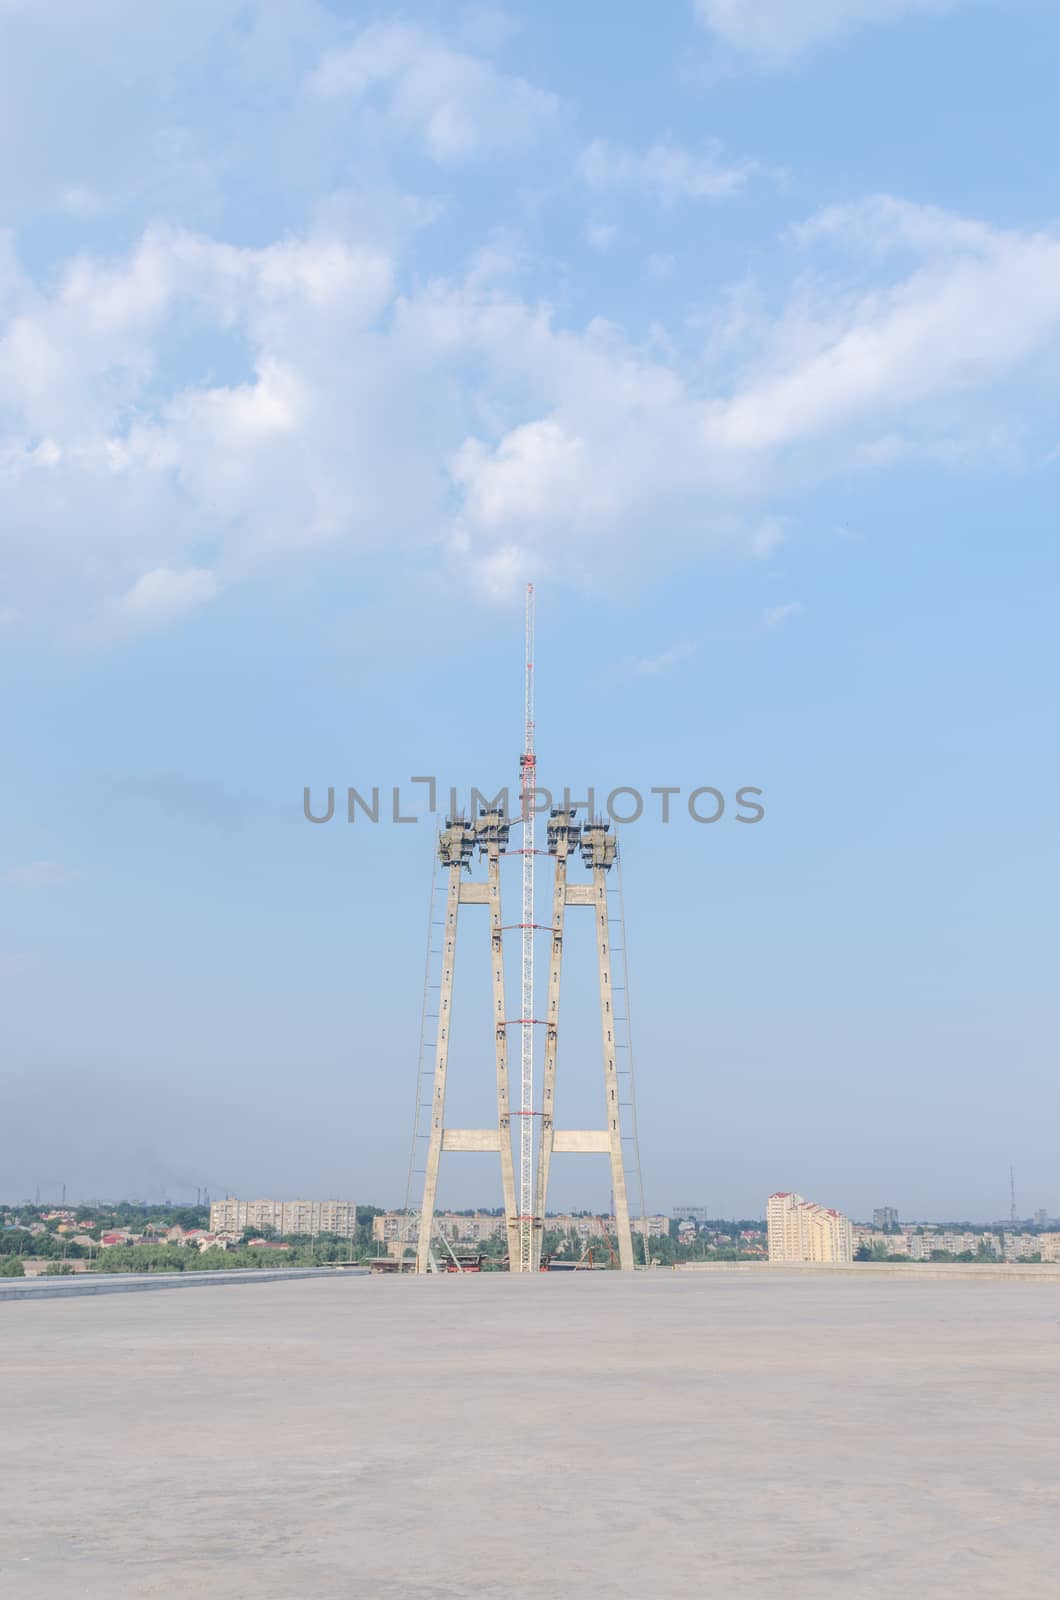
[{"x1": 7, "y1": 1186, "x2": 1057, "y2": 1232}]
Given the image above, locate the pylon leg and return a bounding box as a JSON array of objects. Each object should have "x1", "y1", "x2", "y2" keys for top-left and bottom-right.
[
  {"x1": 414, "y1": 813, "x2": 518, "y2": 1273},
  {"x1": 592, "y1": 862, "x2": 634, "y2": 1271},
  {"x1": 416, "y1": 860, "x2": 461, "y2": 1274},
  {"x1": 488, "y1": 842, "x2": 519, "y2": 1264}
]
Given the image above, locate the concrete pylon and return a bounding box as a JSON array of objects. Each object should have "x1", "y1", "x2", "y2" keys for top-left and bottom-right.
[
  {"x1": 415, "y1": 812, "x2": 519, "y2": 1273},
  {"x1": 532, "y1": 813, "x2": 635, "y2": 1271},
  {"x1": 531, "y1": 808, "x2": 575, "y2": 1269}
]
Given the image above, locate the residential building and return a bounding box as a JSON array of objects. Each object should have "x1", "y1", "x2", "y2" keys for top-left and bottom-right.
[
  {"x1": 872, "y1": 1207, "x2": 899, "y2": 1230},
  {"x1": 372, "y1": 1212, "x2": 507, "y2": 1248},
  {"x1": 208, "y1": 1199, "x2": 358, "y2": 1239},
  {"x1": 902, "y1": 1230, "x2": 1003, "y2": 1260},
  {"x1": 370, "y1": 1212, "x2": 670, "y2": 1252},
  {"x1": 767, "y1": 1192, "x2": 855, "y2": 1264},
  {"x1": 854, "y1": 1228, "x2": 912, "y2": 1258}
]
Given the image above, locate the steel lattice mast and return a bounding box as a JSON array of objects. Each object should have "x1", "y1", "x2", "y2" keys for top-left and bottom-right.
[{"x1": 517, "y1": 583, "x2": 536, "y2": 1272}]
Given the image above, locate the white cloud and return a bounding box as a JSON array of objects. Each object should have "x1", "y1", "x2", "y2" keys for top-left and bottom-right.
[
  {"x1": 0, "y1": 225, "x2": 400, "y2": 631},
  {"x1": 4, "y1": 197, "x2": 1060, "y2": 636},
  {"x1": 309, "y1": 22, "x2": 557, "y2": 161},
  {"x1": 695, "y1": 0, "x2": 958, "y2": 60},
  {"x1": 110, "y1": 568, "x2": 219, "y2": 631},
  {"x1": 709, "y1": 200, "x2": 1060, "y2": 454},
  {"x1": 578, "y1": 138, "x2": 750, "y2": 204},
  {"x1": 761, "y1": 601, "x2": 804, "y2": 630},
  {"x1": 792, "y1": 194, "x2": 996, "y2": 258},
  {"x1": 646, "y1": 253, "x2": 675, "y2": 279},
  {"x1": 439, "y1": 199, "x2": 1060, "y2": 586},
  {"x1": 6, "y1": 861, "x2": 74, "y2": 889}
]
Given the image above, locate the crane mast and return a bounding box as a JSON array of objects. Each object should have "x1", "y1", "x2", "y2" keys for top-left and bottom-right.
[{"x1": 517, "y1": 584, "x2": 535, "y2": 1272}]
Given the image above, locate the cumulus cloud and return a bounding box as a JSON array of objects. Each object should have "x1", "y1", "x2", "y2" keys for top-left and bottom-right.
[
  {"x1": 709, "y1": 200, "x2": 1060, "y2": 453},
  {"x1": 578, "y1": 138, "x2": 750, "y2": 203},
  {"x1": 110, "y1": 568, "x2": 220, "y2": 631},
  {"x1": 309, "y1": 21, "x2": 558, "y2": 161},
  {"x1": 0, "y1": 226, "x2": 402, "y2": 631},
  {"x1": 3, "y1": 196, "x2": 1060, "y2": 635},
  {"x1": 439, "y1": 199, "x2": 1060, "y2": 584},
  {"x1": 695, "y1": 0, "x2": 958, "y2": 60}
]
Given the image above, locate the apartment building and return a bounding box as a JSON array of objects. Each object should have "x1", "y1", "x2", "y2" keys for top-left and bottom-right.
[
  {"x1": 767, "y1": 1192, "x2": 855, "y2": 1264},
  {"x1": 855, "y1": 1228, "x2": 912, "y2": 1257},
  {"x1": 1002, "y1": 1231, "x2": 1044, "y2": 1262},
  {"x1": 372, "y1": 1212, "x2": 507, "y2": 1247},
  {"x1": 855, "y1": 1227, "x2": 1060, "y2": 1262},
  {"x1": 208, "y1": 1199, "x2": 358, "y2": 1239},
  {"x1": 371, "y1": 1212, "x2": 670, "y2": 1250},
  {"x1": 550, "y1": 1214, "x2": 669, "y2": 1241}
]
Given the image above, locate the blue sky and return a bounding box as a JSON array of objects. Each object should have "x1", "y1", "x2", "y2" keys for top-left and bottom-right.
[{"x1": 2, "y1": 0, "x2": 1057, "y2": 1221}]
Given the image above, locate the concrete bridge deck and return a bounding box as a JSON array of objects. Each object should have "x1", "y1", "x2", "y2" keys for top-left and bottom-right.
[{"x1": 2, "y1": 1270, "x2": 1058, "y2": 1598}]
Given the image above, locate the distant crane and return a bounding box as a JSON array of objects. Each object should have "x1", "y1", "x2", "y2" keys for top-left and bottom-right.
[
  {"x1": 574, "y1": 1218, "x2": 619, "y2": 1271},
  {"x1": 595, "y1": 1217, "x2": 619, "y2": 1269}
]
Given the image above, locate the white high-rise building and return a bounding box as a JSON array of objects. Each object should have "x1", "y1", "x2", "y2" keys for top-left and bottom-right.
[{"x1": 767, "y1": 1192, "x2": 855, "y2": 1264}]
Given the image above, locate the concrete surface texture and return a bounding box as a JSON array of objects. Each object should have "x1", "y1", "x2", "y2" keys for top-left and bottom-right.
[{"x1": 2, "y1": 1271, "x2": 1059, "y2": 1599}]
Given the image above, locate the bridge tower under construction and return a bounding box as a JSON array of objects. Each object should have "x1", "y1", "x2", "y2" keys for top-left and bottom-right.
[{"x1": 400, "y1": 589, "x2": 647, "y2": 1271}]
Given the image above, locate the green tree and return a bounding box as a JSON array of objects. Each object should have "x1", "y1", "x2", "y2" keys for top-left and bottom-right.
[{"x1": 170, "y1": 1207, "x2": 208, "y2": 1230}]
